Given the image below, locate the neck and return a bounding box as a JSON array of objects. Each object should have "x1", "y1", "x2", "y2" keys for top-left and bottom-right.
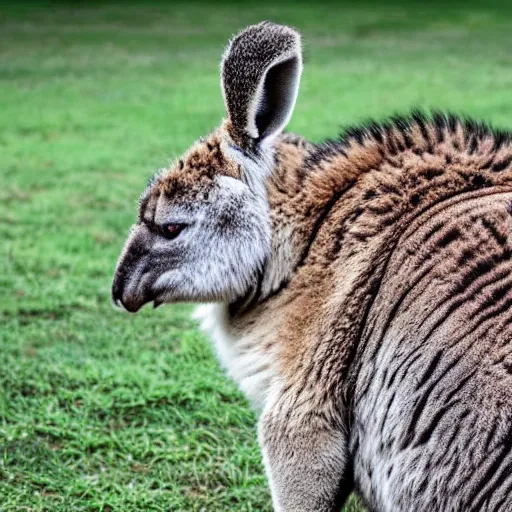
[
  {"x1": 226, "y1": 133, "x2": 317, "y2": 314},
  {"x1": 227, "y1": 124, "x2": 413, "y2": 315},
  {"x1": 224, "y1": 123, "x2": 405, "y2": 316}
]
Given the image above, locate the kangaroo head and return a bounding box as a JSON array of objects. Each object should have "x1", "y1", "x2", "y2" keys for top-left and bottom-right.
[{"x1": 112, "y1": 22, "x2": 303, "y2": 311}]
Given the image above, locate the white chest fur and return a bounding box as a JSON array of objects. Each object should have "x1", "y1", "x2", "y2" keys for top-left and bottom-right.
[{"x1": 194, "y1": 303, "x2": 279, "y2": 411}]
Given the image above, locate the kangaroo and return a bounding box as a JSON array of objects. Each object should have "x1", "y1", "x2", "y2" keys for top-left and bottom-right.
[{"x1": 112, "y1": 22, "x2": 512, "y2": 512}]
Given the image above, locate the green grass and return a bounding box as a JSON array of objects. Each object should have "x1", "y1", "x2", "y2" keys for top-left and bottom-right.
[{"x1": 2, "y1": 1, "x2": 512, "y2": 510}]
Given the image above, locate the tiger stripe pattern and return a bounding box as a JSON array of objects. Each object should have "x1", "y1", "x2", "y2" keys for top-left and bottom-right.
[{"x1": 112, "y1": 22, "x2": 512, "y2": 511}]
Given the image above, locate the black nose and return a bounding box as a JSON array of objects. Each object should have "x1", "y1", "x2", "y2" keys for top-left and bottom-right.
[
  {"x1": 117, "y1": 296, "x2": 144, "y2": 313},
  {"x1": 112, "y1": 226, "x2": 153, "y2": 312},
  {"x1": 112, "y1": 284, "x2": 145, "y2": 313},
  {"x1": 112, "y1": 270, "x2": 153, "y2": 313},
  {"x1": 111, "y1": 272, "x2": 137, "y2": 313}
]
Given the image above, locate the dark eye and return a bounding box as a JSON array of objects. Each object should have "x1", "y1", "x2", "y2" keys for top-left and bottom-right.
[{"x1": 162, "y1": 223, "x2": 186, "y2": 240}]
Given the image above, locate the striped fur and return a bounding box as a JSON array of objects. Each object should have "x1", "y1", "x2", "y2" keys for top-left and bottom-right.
[{"x1": 113, "y1": 23, "x2": 512, "y2": 511}]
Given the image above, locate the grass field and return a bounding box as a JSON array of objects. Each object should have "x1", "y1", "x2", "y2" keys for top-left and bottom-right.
[{"x1": 2, "y1": 1, "x2": 512, "y2": 510}]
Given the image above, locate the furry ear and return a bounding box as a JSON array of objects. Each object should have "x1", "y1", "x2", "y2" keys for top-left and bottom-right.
[{"x1": 221, "y1": 21, "x2": 302, "y2": 149}]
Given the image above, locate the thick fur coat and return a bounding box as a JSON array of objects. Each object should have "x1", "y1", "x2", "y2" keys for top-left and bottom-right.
[{"x1": 113, "y1": 22, "x2": 512, "y2": 511}]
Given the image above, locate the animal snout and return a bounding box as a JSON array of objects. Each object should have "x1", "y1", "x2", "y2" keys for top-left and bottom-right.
[
  {"x1": 112, "y1": 251, "x2": 155, "y2": 313},
  {"x1": 111, "y1": 270, "x2": 148, "y2": 313},
  {"x1": 112, "y1": 226, "x2": 155, "y2": 312}
]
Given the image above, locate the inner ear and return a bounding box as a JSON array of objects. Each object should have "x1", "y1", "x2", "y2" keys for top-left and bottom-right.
[
  {"x1": 221, "y1": 23, "x2": 303, "y2": 149},
  {"x1": 254, "y1": 56, "x2": 301, "y2": 141}
]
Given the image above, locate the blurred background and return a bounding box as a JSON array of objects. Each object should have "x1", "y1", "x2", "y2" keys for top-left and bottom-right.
[{"x1": 2, "y1": 1, "x2": 512, "y2": 510}]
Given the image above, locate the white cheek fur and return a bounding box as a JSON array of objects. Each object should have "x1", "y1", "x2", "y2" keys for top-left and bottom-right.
[{"x1": 153, "y1": 174, "x2": 271, "y2": 303}]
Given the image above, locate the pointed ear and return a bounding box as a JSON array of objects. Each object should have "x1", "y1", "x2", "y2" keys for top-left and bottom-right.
[{"x1": 221, "y1": 21, "x2": 303, "y2": 150}]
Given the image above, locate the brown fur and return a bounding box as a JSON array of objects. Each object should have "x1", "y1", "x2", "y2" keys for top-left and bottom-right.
[
  {"x1": 113, "y1": 22, "x2": 512, "y2": 511},
  {"x1": 223, "y1": 113, "x2": 512, "y2": 391}
]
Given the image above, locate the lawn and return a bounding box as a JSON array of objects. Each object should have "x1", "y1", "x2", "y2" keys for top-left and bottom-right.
[{"x1": 2, "y1": 1, "x2": 512, "y2": 510}]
